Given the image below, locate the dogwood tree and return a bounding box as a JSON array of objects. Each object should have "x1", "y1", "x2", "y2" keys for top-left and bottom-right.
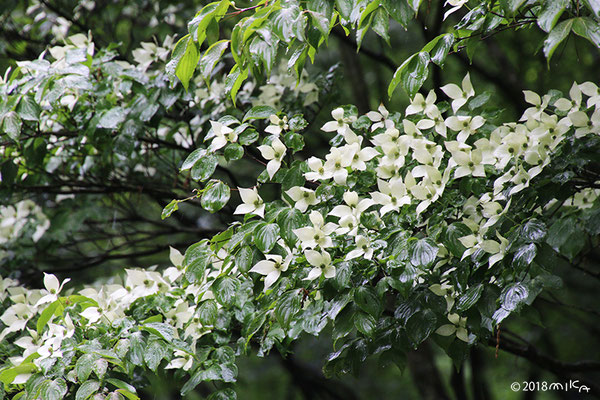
[{"x1": 1, "y1": 1, "x2": 600, "y2": 399}]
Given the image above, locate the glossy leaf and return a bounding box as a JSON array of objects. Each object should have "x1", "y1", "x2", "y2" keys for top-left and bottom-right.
[{"x1": 201, "y1": 180, "x2": 231, "y2": 213}]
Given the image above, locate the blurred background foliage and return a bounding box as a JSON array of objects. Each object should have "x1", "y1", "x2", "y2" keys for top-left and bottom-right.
[{"x1": 1, "y1": 0, "x2": 599, "y2": 399}]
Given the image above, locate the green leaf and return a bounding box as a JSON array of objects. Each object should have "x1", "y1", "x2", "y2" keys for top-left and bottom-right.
[
  {"x1": 243, "y1": 310, "x2": 267, "y2": 339},
  {"x1": 499, "y1": 0, "x2": 528, "y2": 15},
  {"x1": 235, "y1": 246, "x2": 258, "y2": 273},
  {"x1": 248, "y1": 36, "x2": 277, "y2": 75},
  {"x1": 224, "y1": 65, "x2": 249, "y2": 105},
  {"x1": 444, "y1": 223, "x2": 471, "y2": 258},
  {"x1": 198, "y1": 299, "x2": 218, "y2": 325},
  {"x1": 537, "y1": 0, "x2": 569, "y2": 32},
  {"x1": 243, "y1": 106, "x2": 277, "y2": 122},
  {"x1": 0, "y1": 364, "x2": 37, "y2": 384},
  {"x1": 224, "y1": 143, "x2": 244, "y2": 161},
  {"x1": 408, "y1": 0, "x2": 423, "y2": 13},
  {"x1": 98, "y1": 107, "x2": 126, "y2": 129},
  {"x1": 513, "y1": 244, "x2": 537, "y2": 269},
  {"x1": 92, "y1": 358, "x2": 108, "y2": 379},
  {"x1": 17, "y1": 95, "x2": 41, "y2": 121},
  {"x1": 213, "y1": 276, "x2": 240, "y2": 306},
  {"x1": 354, "y1": 286, "x2": 382, "y2": 317},
  {"x1": 254, "y1": 223, "x2": 280, "y2": 253},
  {"x1": 144, "y1": 340, "x2": 167, "y2": 372},
  {"x1": 335, "y1": 0, "x2": 355, "y2": 21},
  {"x1": 116, "y1": 389, "x2": 140, "y2": 400},
  {"x1": 176, "y1": 37, "x2": 200, "y2": 91},
  {"x1": 544, "y1": 19, "x2": 574, "y2": 62},
  {"x1": 371, "y1": 8, "x2": 390, "y2": 43},
  {"x1": 500, "y1": 282, "x2": 529, "y2": 312},
  {"x1": 161, "y1": 200, "x2": 179, "y2": 220},
  {"x1": 572, "y1": 17, "x2": 600, "y2": 47},
  {"x1": 238, "y1": 127, "x2": 259, "y2": 145},
  {"x1": 185, "y1": 241, "x2": 211, "y2": 283},
  {"x1": 128, "y1": 333, "x2": 145, "y2": 366},
  {"x1": 409, "y1": 238, "x2": 438, "y2": 268},
  {"x1": 423, "y1": 33, "x2": 454, "y2": 67},
  {"x1": 353, "y1": 311, "x2": 376, "y2": 336},
  {"x1": 275, "y1": 290, "x2": 301, "y2": 328},
  {"x1": 520, "y1": 219, "x2": 547, "y2": 243},
  {"x1": 76, "y1": 380, "x2": 100, "y2": 400},
  {"x1": 76, "y1": 354, "x2": 99, "y2": 382},
  {"x1": 455, "y1": 284, "x2": 483, "y2": 312},
  {"x1": 188, "y1": 1, "x2": 230, "y2": 44},
  {"x1": 405, "y1": 309, "x2": 437, "y2": 347},
  {"x1": 181, "y1": 148, "x2": 207, "y2": 171},
  {"x1": 271, "y1": 4, "x2": 305, "y2": 42},
  {"x1": 207, "y1": 388, "x2": 237, "y2": 400},
  {"x1": 2, "y1": 111, "x2": 22, "y2": 140},
  {"x1": 546, "y1": 217, "x2": 585, "y2": 260},
  {"x1": 199, "y1": 40, "x2": 230, "y2": 80},
  {"x1": 388, "y1": 51, "x2": 430, "y2": 98},
  {"x1": 40, "y1": 379, "x2": 67, "y2": 400},
  {"x1": 201, "y1": 180, "x2": 230, "y2": 213},
  {"x1": 382, "y1": 0, "x2": 413, "y2": 27},
  {"x1": 191, "y1": 154, "x2": 218, "y2": 181},
  {"x1": 277, "y1": 208, "x2": 306, "y2": 248},
  {"x1": 37, "y1": 300, "x2": 61, "y2": 334},
  {"x1": 142, "y1": 322, "x2": 176, "y2": 343}
]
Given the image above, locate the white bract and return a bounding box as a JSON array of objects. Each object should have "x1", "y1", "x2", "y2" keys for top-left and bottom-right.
[
  {"x1": 304, "y1": 249, "x2": 335, "y2": 281},
  {"x1": 441, "y1": 73, "x2": 475, "y2": 112},
  {"x1": 265, "y1": 114, "x2": 288, "y2": 136},
  {"x1": 258, "y1": 137, "x2": 287, "y2": 179},
  {"x1": 209, "y1": 121, "x2": 238, "y2": 151},
  {"x1": 250, "y1": 253, "x2": 292, "y2": 290},
  {"x1": 286, "y1": 186, "x2": 318, "y2": 212},
  {"x1": 234, "y1": 187, "x2": 265, "y2": 218}
]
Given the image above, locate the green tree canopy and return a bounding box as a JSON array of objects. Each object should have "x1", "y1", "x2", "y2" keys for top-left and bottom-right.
[{"x1": 1, "y1": 1, "x2": 600, "y2": 399}]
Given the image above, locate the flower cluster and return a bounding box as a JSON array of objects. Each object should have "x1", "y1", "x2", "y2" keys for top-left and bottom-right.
[{"x1": 1, "y1": 76, "x2": 599, "y2": 398}]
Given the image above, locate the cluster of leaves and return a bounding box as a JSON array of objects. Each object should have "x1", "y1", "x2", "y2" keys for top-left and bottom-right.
[
  {"x1": 2, "y1": 70, "x2": 600, "y2": 398},
  {"x1": 0, "y1": 30, "x2": 326, "y2": 278},
  {"x1": 170, "y1": 0, "x2": 600, "y2": 99}
]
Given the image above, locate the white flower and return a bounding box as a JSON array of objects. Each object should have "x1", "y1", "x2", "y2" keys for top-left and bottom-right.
[
  {"x1": 293, "y1": 211, "x2": 337, "y2": 249},
  {"x1": 406, "y1": 90, "x2": 437, "y2": 116},
  {"x1": 579, "y1": 81, "x2": 600, "y2": 109},
  {"x1": 366, "y1": 104, "x2": 394, "y2": 131},
  {"x1": 330, "y1": 191, "x2": 375, "y2": 220},
  {"x1": 443, "y1": 0, "x2": 469, "y2": 20},
  {"x1": 321, "y1": 107, "x2": 359, "y2": 144},
  {"x1": 569, "y1": 109, "x2": 600, "y2": 138},
  {"x1": 445, "y1": 115, "x2": 485, "y2": 143},
  {"x1": 258, "y1": 137, "x2": 287, "y2": 179},
  {"x1": 436, "y1": 313, "x2": 469, "y2": 342},
  {"x1": 250, "y1": 253, "x2": 292, "y2": 290},
  {"x1": 286, "y1": 187, "x2": 318, "y2": 212},
  {"x1": 304, "y1": 249, "x2": 335, "y2": 280},
  {"x1": 324, "y1": 146, "x2": 355, "y2": 185},
  {"x1": 554, "y1": 82, "x2": 582, "y2": 114},
  {"x1": 441, "y1": 73, "x2": 475, "y2": 112},
  {"x1": 371, "y1": 179, "x2": 411, "y2": 216},
  {"x1": 209, "y1": 121, "x2": 238, "y2": 151},
  {"x1": 481, "y1": 232, "x2": 510, "y2": 267},
  {"x1": 520, "y1": 91, "x2": 550, "y2": 122},
  {"x1": 305, "y1": 157, "x2": 333, "y2": 181},
  {"x1": 347, "y1": 143, "x2": 379, "y2": 171},
  {"x1": 417, "y1": 107, "x2": 447, "y2": 137},
  {"x1": 166, "y1": 350, "x2": 194, "y2": 371},
  {"x1": 448, "y1": 147, "x2": 486, "y2": 178},
  {"x1": 234, "y1": 187, "x2": 265, "y2": 218},
  {"x1": 265, "y1": 114, "x2": 288, "y2": 136},
  {"x1": 35, "y1": 273, "x2": 71, "y2": 306},
  {"x1": 346, "y1": 235, "x2": 374, "y2": 260}
]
